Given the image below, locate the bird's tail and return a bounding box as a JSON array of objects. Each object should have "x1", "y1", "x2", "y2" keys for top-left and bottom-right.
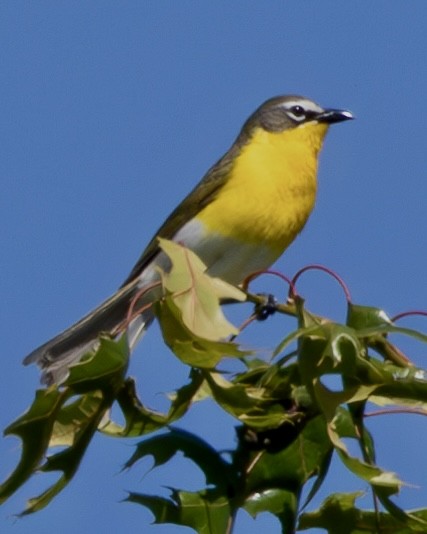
[{"x1": 23, "y1": 280, "x2": 153, "y2": 385}]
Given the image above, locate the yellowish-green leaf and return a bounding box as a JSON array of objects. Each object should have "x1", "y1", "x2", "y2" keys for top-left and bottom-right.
[
  {"x1": 158, "y1": 238, "x2": 245, "y2": 340},
  {"x1": 155, "y1": 299, "x2": 248, "y2": 368},
  {"x1": 50, "y1": 391, "x2": 104, "y2": 447}
]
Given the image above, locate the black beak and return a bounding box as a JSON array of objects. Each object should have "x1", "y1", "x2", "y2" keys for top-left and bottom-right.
[{"x1": 317, "y1": 108, "x2": 354, "y2": 124}]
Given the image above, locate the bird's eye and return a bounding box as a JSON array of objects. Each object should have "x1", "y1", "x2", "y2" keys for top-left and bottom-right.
[
  {"x1": 287, "y1": 105, "x2": 307, "y2": 121},
  {"x1": 290, "y1": 105, "x2": 305, "y2": 116}
]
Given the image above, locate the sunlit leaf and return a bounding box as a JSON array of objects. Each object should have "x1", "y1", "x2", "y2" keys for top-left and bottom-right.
[
  {"x1": 367, "y1": 361, "x2": 427, "y2": 405},
  {"x1": 50, "y1": 391, "x2": 104, "y2": 447},
  {"x1": 158, "y1": 238, "x2": 245, "y2": 340},
  {"x1": 156, "y1": 298, "x2": 248, "y2": 367}
]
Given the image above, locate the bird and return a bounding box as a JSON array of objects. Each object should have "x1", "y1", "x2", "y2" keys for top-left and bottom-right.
[{"x1": 24, "y1": 95, "x2": 353, "y2": 385}]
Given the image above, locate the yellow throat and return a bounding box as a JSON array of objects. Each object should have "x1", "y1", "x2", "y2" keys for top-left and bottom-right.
[{"x1": 198, "y1": 121, "x2": 329, "y2": 256}]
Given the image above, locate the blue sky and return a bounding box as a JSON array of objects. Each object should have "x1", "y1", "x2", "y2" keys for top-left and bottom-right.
[{"x1": 1, "y1": 2, "x2": 427, "y2": 533}]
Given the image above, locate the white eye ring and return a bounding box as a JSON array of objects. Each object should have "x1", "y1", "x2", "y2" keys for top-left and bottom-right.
[{"x1": 286, "y1": 105, "x2": 307, "y2": 122}]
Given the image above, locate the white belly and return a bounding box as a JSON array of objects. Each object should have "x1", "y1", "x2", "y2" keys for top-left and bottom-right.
[{"x1": 139, "y1": 218, "x2": 279, "y2": 288}]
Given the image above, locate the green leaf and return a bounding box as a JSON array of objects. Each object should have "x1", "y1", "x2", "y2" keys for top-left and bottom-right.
[
  {"x1": 0, "y1": 388, "x2": 66, "y2": 504},
  {"x1": 297, "y1": 324, "x2": 355, "y2": 387},
  {"x1": 349, "y1": 308, "x2": 427, "y2": 366},
  {"x1": 22, "y1": 390, "x2": 109, "y2": 514},
  {"x1": 272, "y1": 324, "x2": 319, "y2": 359},
  {"x1": 241, "y1": 417, "x2": 333, "y2": 529},
  {"x1": 243, "y1": 415, "x2": 332, "y2": 494},
  {"x1": 1, "y1": 337, "x2": 130, "y2": 512},
  {"x1": 347, "y1": 302, "x2": 427, "y2": 350},
  {"x1": 100, "y1": 371, "x2": 205, "y2": 437},
  {"x1": 124, "y1": 428, "x2": 235, "y2": 490},
  {"x1": 206, "y1": 371, "x2": 269, "y2": 417},
  {"x1": 4, "y1": 272, "x2": 427, "y2": 527},
  {"x1": 293, "y1": 321, "x2": 407, "y2": 495},
  {"x1": 374, "y1": 487, "x2": 427, "y2": 532},
  {"x1": 347, "y1": 303, "x2": 393, "y2": 330},
  {"x1": 244, "y1": 488, "x2": 298, "y2": 532},
  {"x1": 309, "y1": 379, "x2": 402, "y2": 491},
  {"x1": 50, "y1": 391, "x2": 105, "y2": 447},
  {"x1": 299, "y1": 492, "x2": 427, "y2": 533},
  {"x1": 367, "y1": 361, "x2": 427, "y2": 406},
  {"x1": 334, "y1": 406, "x2": 376, "y2": 462},
  {"x1": 125, "y1": 492, "x2": 180, "y2": 524},
  {"x1": 158, "y1": 238, "x2": 245, "y2": 340},
  {"x1": 205, "y1": 371, "x2": 298, "y2": 430},
  {"x1": 127, "y1": 488, "x2": 232, "y2": 534},
  {"x1": 155, "y1": 299, "x2": 248, "y2": 368},
  {"x1": 64, "y1": 336, "x2": 129, "y2": 393},
  {"x1": 124, "y1": 425, "x2": 237, "y2": 533}
]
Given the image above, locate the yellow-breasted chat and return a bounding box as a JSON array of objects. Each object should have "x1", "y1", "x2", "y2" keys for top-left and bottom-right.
[{"x1": 24, "y1": 95, "x2": 353, "y2": 384}]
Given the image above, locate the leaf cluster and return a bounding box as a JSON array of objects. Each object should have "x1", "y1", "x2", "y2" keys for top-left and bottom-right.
[{"x1": 1, "y1": 241, "x2": 427, "y2": 533}]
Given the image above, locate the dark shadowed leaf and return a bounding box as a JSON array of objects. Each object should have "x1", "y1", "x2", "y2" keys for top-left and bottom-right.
[
  {"x1": 127, "y1": 488, "x2": 232, "y2": 534},
  {"x1": 243, "y1": 415, "x2": 331, "y2": 491},
  {"x1": 124, "y1": 427, "x2": 236, "y2": 490},
  {"x1": 100, "y1": 371, "x2": 205, "y2": 437}
]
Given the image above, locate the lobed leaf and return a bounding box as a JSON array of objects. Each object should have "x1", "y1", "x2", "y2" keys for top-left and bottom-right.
[
  {"x1": 100, "y1": 371, "x2": 205, "y2": 437},
  {"x1": 155, "y1": 298, "x2": 248, "y2": 368},
  {"x1": 244, "y1": 488, "x2": 298, "y2": 532},
  {"x1": 0, "y1": 388, "x2": 66, "y2": 504},
  {"x1": 127, "y1": 488, "x2": 232, "y2": 534},
  {"x1": 299, "y1": 492, "x2": 427, "y2": 533},
  {"x1": 158, "y1": 238, "x2": 245, "y2": 340},
  {"x1": 124, "y1": 427, "x2": 236, "y2": 490}
]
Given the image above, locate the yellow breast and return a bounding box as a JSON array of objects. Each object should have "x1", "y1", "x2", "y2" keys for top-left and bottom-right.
[{"x1": 197, "y1": 121, "x2": 329, "y2": 257}]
